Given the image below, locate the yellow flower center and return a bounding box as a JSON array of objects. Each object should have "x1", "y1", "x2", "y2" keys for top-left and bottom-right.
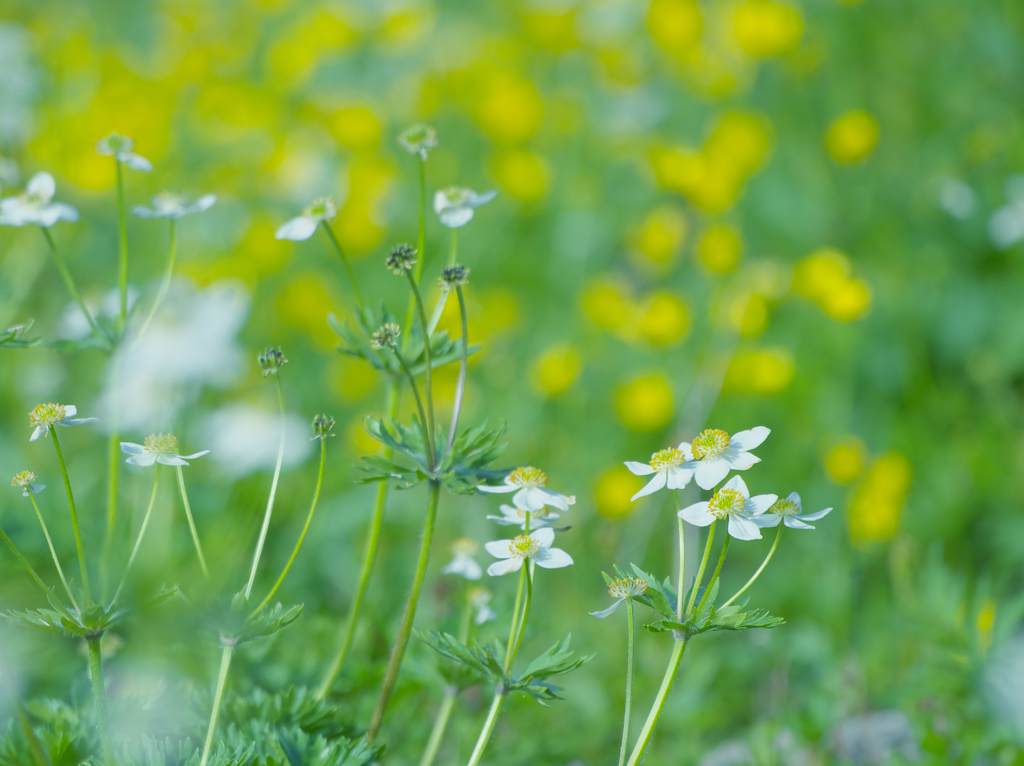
[
  {"x1": 11, "y1": 471, "x2": 36, "y2": 489},
  {"x1": 691, "y1": 429, "x2": 730, "y2": 460},
  {"x1": 509, "y1": 534, "x2": 540, "y2": 559},
  {"x1": 450, "y1": 537, "x2": 478, "y2": 558},
  {"x1": 29, "y1": 403, "x2": 66, "y2": 429},
  {"x1": 509, "y1": 466, "x2": 547, "y2": 488},
  {"x1": 771, "y1": 498, "x2": 799, "y2": 516},
  {"x1": 144, "y1": 433, "x2": 178, "y2": 456},
  {"x1": 708, "y1": 488, "x2": 746, "y2": 520},
  {"x1": 650, "y1": 447, "x2": 684, "y2": 471},
  {"x1": 608, "y1": 576, "x2": 648, "y2": 599}
]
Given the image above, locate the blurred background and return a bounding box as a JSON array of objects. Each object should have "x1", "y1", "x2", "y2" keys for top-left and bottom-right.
[{"x1": 1, "y1": 0, "x2": 1024, "y2": 763}]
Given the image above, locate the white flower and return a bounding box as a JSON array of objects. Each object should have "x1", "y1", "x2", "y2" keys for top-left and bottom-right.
[
  {"x1": 133, "y1": 191, "x2": 216, "y2": 219},
  {"x1": 681, "y1": 427, "x2": 770, "y2": 490},
  {"x1": 11, "y1": 471, "x2": 45, "y2": 497},
  {"x1": 477, "y1": 466, "x2": 575, "y2": 512},
  {"x1": 397, "y1": 124, "x2": 438, "y2": 160},
  {"x1": 28, "y1": 403, "x2": 99, "y2": 442},
  {"x1": 486, "y1": 502, "x2": 560, "y2": 530},
  {"x1": 754, "y1": 492, "x2": 832, "y2": 530},
  {"x1": 0, "y1": 172, "x2": 79, "y2": 227},
  {"x1": 469, "y1": 586, "x2": 496, "y2": 625},
  {"x1": 121, "y1": 433, "x2": 210, "y2": 467},
  {"x1": 625, "y1": 446, "x2": 694, "y2": 500},
  {"x1": 95, "y1": 133, "x2": 152, "y2": 172},
  {"x1": 485, "y1": 527, "x2": 573, "y2": 576},
  {"x1": 433, "y1": 186, "x2": 497, "y2": 228},
  {"x1": 440, "y1": 537, "x2": 483, "y2": 580},
  {"x1": 677, "y1": 476, "x2": 777, "y2": 541},
  {"x1": 275, "y1": 196, "x2": 337, "y2": 241},
  {"x1": 590, "y1": 575, "x2": 648, "y2": 619}
]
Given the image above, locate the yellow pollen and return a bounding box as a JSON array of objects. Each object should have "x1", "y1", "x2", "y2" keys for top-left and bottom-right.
[
  {"x1": 11, "y1": 471, "x2": 36, "y2": 489},
  {"x1": 144, "y1": 433, "x2": 178, "y2": 456},
  {"x1": 510, "y1": 466, "x2": 547, "y2": 488},
  {"x1": 509, "y1": 534, "x2": 540, "y2": 559},
  {"x1": 771, "y1": 498, "x2": 799, "y2": 516},
  {"x1": 708, "y1": 488, "x2": 746, "y2": 520},
  {"x1": 450, "y1": 537, "x2": 478, "y2": 557},
  {"x1": 650, "y1": 447, "x2": 684, "y2": 471},
  {"x1": 29, "y1": 403, "x2": 66, "y2": 429},
  {"x1": 691, "y1": 429, "x2": 730, "y2": 460},
  {"x1": 608, "y1": 576, "x2": 648, "y2": 599}
]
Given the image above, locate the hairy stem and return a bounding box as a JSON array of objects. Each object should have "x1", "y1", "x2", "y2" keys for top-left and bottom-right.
[
  {"x1": 40, "y1": 227, "x2": 104, "y2": 342},
  {"x1": 115, "y1": 160, "x2": 128, "y2": 335},
  {"x1": 445, "y1": 285, "x2": 469, "y2": 454},
  {"x1": 176, "y1": 466, "x2": 209, "y2": 577},
  {"x1": 625, "y1": 639, "x2": 688, "y2": 766},
  {"x1": 87, "y1": 638, "x2": 114, "y2": 766},
  {"x1": 618, "y1": 598, "x2": 636, "y2": 766},
  {"x1": 134, "y1": 218, "x2": 176, "y2": 343},
  {"x1": 684, "y1": 520, "x2": 716, "y2": 619},
  {"x1": 404, "y1": 272, "x2": 436, "y2": 467},
  {"x1": 111, "y1": 465, "x2": 161, "y2": 605},
  {"x1": 50, "y1": 427, "x2": 91, "y2": 606},
  {"x1": 722, "y1": 524, "x2": 782, "y2": 608},
  {"x1": 245, "y1": 374, "x2": 287, "y2": 599},
  {"x1": 465, "y1": 692, "x2": 504, "y2": 766},
  {"x1": 200, "y1": 643, "x2": 234, "y2": 766},
  {"x1": 695, "y1": 535, "x2": 730, "y2": 614},
  {"x1": 390, "y1": 346, "x2": 436, "y2": 468},
  {"x1": 322, "y1": 222, "x2": 364, "y2": 310},
  {"x1": 27, "y1": 493, "x2": 79, "y2": 610}
]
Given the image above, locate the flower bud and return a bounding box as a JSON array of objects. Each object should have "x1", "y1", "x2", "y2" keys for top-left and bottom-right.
[
  {"x1": 311, "y1": 413, "x2": 336, "y2": 440},
  {"x1": 370, "y1": 323, "x2": 401, "y2": 350},
  {"x1": 386, "y1": 244, "x2": 417, "y2": 275},
  {"x1": 259, "y1": 347, "x2": 288, "y2": 378},
  {"x1": 397, "y1": 124, "x2": 438, "y2": 159},
  {"x1": 440, "y1": 264, "x2": 470, "y2": 288}
]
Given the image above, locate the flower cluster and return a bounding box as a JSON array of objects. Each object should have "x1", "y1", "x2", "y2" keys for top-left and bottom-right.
[
  {"x1": 258, "y1": 347, "x2": 288, "y2": 377},
  {"x1": 386, "y1": 244, "x2": 417, "y2": 275},
  {"x1": 370, "y1": 323, "x2": 401, "y2": 350}
]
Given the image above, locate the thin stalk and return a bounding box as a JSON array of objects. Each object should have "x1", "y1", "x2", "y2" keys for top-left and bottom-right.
[
  {"x1": 101, "y1": 430, "x2": 119, "y2": 601},
  {"x1": 403, "y1": 272, "x2": 436, "y2": 466},
  {"x1": 674, "y1": 490, "x2": 685, "y2": 620},
  {"x1": 684, "y1": 520, "x2": 716, "y2": 619},
  {"x1": 133, "y1": 218, "x2": 176, "y2": 343},
  {"x1": 624, "y1": 639, "x2": 688, "y2": 766},
  {"x1": 618, "y1": 598, "x2": 636, "y2": 766},
  {"x1": 0, "y1": 529, "x2": 75, "y2": 621},
  {"x1": 417, "y1": 599, "x2": 473, "y2": 766},
  {"x1": 200, "y1": 642, "x2": 234, "y2": 766},
  {"x1": 40, "y1": 227, "x2": 103, "y2": 341},
  {"x1": 50, "y1": 427, "x2": 91, "y2": 606},
  {"x1": 403, "y1": 156, "x2": 428, "y2": 339},
  {"x1": 176, "y1": 466, "x2": 209, "y2": 577},
  {"x1": 27, "y1": 493, "x2": 79, "y2": 610},
  {"x1": 322, "y1": 222, "x2": 364, "y2": 310},
  {"x1": 448, "y1": 228, "x2": 457, "y2": 267},
  {"x1": 366, "y1": 480, "x2": 441, "y2": 743},
  {"x1": 695, "y1": 536, "x2": 730, "y2": 614},
  {"x1": 244, "y1": 374, "x2": 287, "y2": 599},
  {"x1": 115, "y1": 159, "x2": 128, "y2": 334},
  {"x1": 465, "y1": 692, "x2": 503, "y2": 766},
  {"x1": 111, "y1": 465, "x2": 161, "y2": 606},
  {"x1": 250, "y1": 437, "x2": 327, "y2": 618},
  {"x1": 390, "y1": 345, "x2": 436, "y2": 468},
  {"x1": 722, "y1": 524, "x2": 782, "y2": 608},
  {"x1": 503, "y1": 565, "x2": 527, "y2": 673},
  {"x1": 87, "y1": 637, "x2": 114, "y2": 766},
  {"x1": 425, "y1": 231, "x2": 458, "y2": 337},
  {"x1": 445, "y1": 284, "x2": 469, "y2": 454},
  {"x1": 508, "y1": 563, "x2": 533, "y2": 669}
]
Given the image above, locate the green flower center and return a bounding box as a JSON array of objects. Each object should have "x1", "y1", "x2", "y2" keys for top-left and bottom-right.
[
  {"x1": 708, "y1": 488, "x2": 745, "y2": 520},
  {"x1": 691, "y1": 429, "x2": 730, "y2": 460},
  {"x1": 650, "y1": 447, "x2": 684, "y2": 471},
  {"x1": 509, "y1": 535, "x2": 539, "y2": 559},
  {"x1": 771, "y1": 498, "x2": 799, "y2": 516},
  {"x1": 29, "y1": 403, "x2": 66, "y2": 429},
  {"x1": 510, "y1": 466, "x2": 547, "y2": 488},
  {"x1": 144, "y1": 433, "x2": 178, "y2": 456}
]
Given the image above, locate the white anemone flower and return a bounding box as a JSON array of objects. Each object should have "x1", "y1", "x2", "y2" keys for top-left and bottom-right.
[
  {"x1": 678, "y1": 476, "x2": 777, "y2": 541},
  {"x1": 274, "y1": 196, "x2": 337, "y2": 241},
  {"x1": 485, "y1": 527, "x2": 573, "y2": 576},
  {"x1": 469, "y1": 586, "x2": 496, "y2": 625},
  {"x1": 0, "y1": 172, "x2": 79, "y2": 227},
  {"x1": 625, "y1": 446, "x2": 695, "y2": 501},
  {"x1": 590, "y1": 575, "x2": 648, "y2": 619},
  {"x1": 397, "y1": 124, "x2": 438, "y2": 160},
  {"x1": 486, "y1": 502, "x2": 560, "y2": 530},
  {"x1": 133, "y1": 191, "x2": 217, "y2": 219},
  {"x1": 681, "y1": 427, "x2": 770, "y2": 490},
  {"x1": 95, "y1": 133, "x2": 152, "y2": 172},
  {"x1": 755, "y1": 492, "x2": 832, "y2": 530},
  {"x1": 433, "y1": 186, "x2": 497, "y2": 228},
  {"x1": 11, "y1": 471, "x2": 45, "y2": 497},
  {"x1": 121, "y1": 433, "x2": 210, "y2": 467},
  {"x1": 28, "y1": 403, "x2": 99, "y2": 442},
  {"x1": 477, "y1": 466, "x2": 575, "y2": 512},
  {"x1": 440, "y1": 537, "x2": 483, "y2": 580}
]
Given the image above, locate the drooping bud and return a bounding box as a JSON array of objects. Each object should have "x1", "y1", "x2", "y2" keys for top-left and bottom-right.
[
  {"x1": 386, "y1": 244, "x2": 417, "y2": 275},
  {"x1": 311, "y1": 413, "x2": 336, "y2": 440},
  {"x1": 370, "y1": 323, "x2": 401, "y2": 350},
  {"x1": 259, "y1": 347, "x2": 288, "y2": 378}
]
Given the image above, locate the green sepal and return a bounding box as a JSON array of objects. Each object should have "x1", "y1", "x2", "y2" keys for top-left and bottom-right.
[
  {"x1": 643, "y1": 581, "x2": 784, "y2": 637},
  {"x1": 0, "y1": 320, "x2": 41, "y2": 349}
]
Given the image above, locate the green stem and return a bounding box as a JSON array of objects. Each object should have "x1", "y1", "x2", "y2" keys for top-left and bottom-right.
[
  {"x1": 404, "y1": 272, "x2": 436, "y2": 466},
  {"x1": 176, "y1": 466, "x2": 209, "y2": 577},
  {"x1": 722, "y1": 524, "x2": 782, "y2": 608},
  {"x1": 503, "y1": 564, "x2": 527, "y2": 673},
  {"x1": 445, "y1": 285, "x2": 469, "y2": 455},
  {"x1": 200, "y1": 642, "x2": 235, "y2": 766},
  {"x1": 87, "y1": 637, "x2": 114, "y2": 766},
  {"x1": 448, "y1": 228, "x2": 457, "y2": 268},
  {"x1": 40, "y1": 227, "x2": 104, "y2": 342},
  {"x1": 101, "y1": 430, "x2": 119, "y2": 601},
  {"x1": 618, "y1": 598, "x2": 636, "y2": 766},
  {"x1": 27, "y1": 493, "x2": 79, "y2": 611},
  {"x1": 508, "y1": 563, "x2": 533, "y2": 670},
  {"x1": 133, "y1": 218, "x2": 176, "y2": 343},
  {"x1": 322, "y1": 222, "x2": 364, "y2": 310},
  {"x1": 625, "y1": 639, "x2": 688, "y2": 766},
  {"x1": 390, "y1": 345, "x2": 436, "y2": 469},
  {"x1": 0, "y1": 528, "x2": 75, "y2": 621},
  {"x1": 245, "y1": 374, "x2": 287, "y2": 599},
  {"x1": 695, "y1": 535, "x2": 730, "y2": 614},
  {"x1": 417, "y1": 158, "x2": 427, "y2": 274},
  {"x1": 465, "y1": 692, "x2": 504, "y2": 766},
  {"x1": 115, "y1": 160, "x2": 128, "y2": 334},
  {"x1": 684, "y1": 520, "x2": 716, "y2": 620},
  {"x1": 250, "y1": 437, "x2": 327, "y2": 618},
  {"x1": 674, "y1": 490, "x2": 685, "y2": 620},
  {"x1": 366, "y1": 480, "x2": 441, "y2": 743},
  {"x1": 417, "y1": 599, "x2": 473, "y2": 766},
  {"x1": 111, "y1": 465, "x2": 161, "y2": 605},
  {"x1": 50, "y1": 427, "x2": 91, "y2": 606}
]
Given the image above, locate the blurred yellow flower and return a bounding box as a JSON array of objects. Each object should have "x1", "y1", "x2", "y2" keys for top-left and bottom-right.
[
  {"x1": 242, "y1": 220, "x2": 291, "y2": 275},
  {"x1": 650, "y1": 145, "x2": 705, "y2": 195},
  {"x1": 580, "y1": 277, "x2": 637, "y2": 336},
  {"x1": 722, "y1": 347, "x2": 794, "y2": 394},
  {"x1": 615, "y1": 373, "x2": 675, "y2": 432},
  {"x1": 334, "y1": 202, "x2": 384, "y2": 258},
  {"x1": 731, "y1": 0, "x2": 804, "y2": 58},
  {"x1": 376, "y1": 6, "x2": 436, "y2": 48},
  {"x1": 275, "y1": 273, "x2": 337, "y2": 347},
  {"x1": 632, "y1": 205, "x2": 687, "y2": 268},
  {"x1": 523, "y1": 9, "x2": 579, "y2": 53},
  {"x1": 648, "y1": 0, "x2": 703, "y2": 56},
  {"x1": 698, "y1": 223, "x2": 743, "y2": 273},
  {"x1": 823, "y1": 278, "x2": 872, "y2": 321},
  {"x1": 824, "y1": 436, "x2": 867, "y2": 485},
  {"x1": 490, "y1": 149, "x2": 550, "y2": 202},
  {"x1": 267, "y1": 11, "x2": 356, "y2": 85},
  {"x1": 348, "y1": 416, "x2": 381, "y2": 456},
  {"x1": 847, "y1": 452, "x2": 912, "y2": 545},
  {"x1": 530, "y1": 343, "x2": 582, "y2": 398},
  {"x1": 704, "y1": 112, "x2": 773, "y2": 179},
  {"x1": 727, "y1": 293, "x2": 769, "y2": 337},
  {"x1": 977, "y1": 598, "x2": 997, "y2": 654},
  {"x1": 328, "y1": 106, "x2": 382, "y2": 151},
  {"x1": 475, "y1": 72, "x2": 544, "y2": 144},
  {"x1": 436, "y1": 286, "x2": 520, "y2": 343},
  {"x1": 195, "y1": 80, "x2": 280, "y2": 142},
  {"x1": 825, "y1": 110, "x2": 880, "y2": 165},
  {"x1": 594, "y1": 465, "x2": 645, "y2": 519},
  {"x1": 792, "y1": 248, "x2": 872, "y2": 322},
  {"x1": 330, "y1": 357, "x2": 379, "y2": 402},
  {"x1": 639, "y1": 291, "x2": 692, "y2": 347}
]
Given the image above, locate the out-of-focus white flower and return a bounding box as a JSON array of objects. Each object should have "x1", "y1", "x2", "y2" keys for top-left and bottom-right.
[
  {"x1": 58, "y1": 285, "x2": 139, "y2": 341},
  {"x1": 477, "y1": 466, "x2": 575, "y2": 512},
  {"x1": 469, "y1": 586, "x2": 496, "y2": 625},
  {"x1": 200, "y1": 402, "x2": 313, "y2": 478},
  {"x1": 625, "y1": 447, "x2": 694, "y2": 501},
  {"x1": 0, "y1": 172, "x2": 79, "y2": 227},
  {"x1": 0, "y1": 157, "x2": 19, "y2": 188},
  {"x1": 754, "y1": 492, "x2": 832, "y2": 530},
  {"x1": 11, "y1": 471, "x2": 45, "y2": 496},
  {"x1": 133, "y1": 192, "x2": 216, "y2": 219},
  {"x1": 988, "y1": 176, "x2": 1024, "y2": 250},
  {"x1": 485, "y1": 527, "x2": 573, "y2": 576},
  {"x1": 397, "y1": 124, "x2": 438, "y2": 160},
  {"x1": 121, "y1": 433, "x2": 210, "y2": 468},
  {"x1": 433, "y1": 186, "x2": 497, "y2": 228},
  {"x1": 28, "y1": 403, "x2": 99, "y2": 442},
  {"x1": 95, "y1": 133, "x2": 152, "y2": 172},
  {"x1": 938, "y1": 178, "x2": 976, "y2": 220},
  {"x1": 678, "y1": 476, "x2": 777, "y2": 541},
  {"x1": 486, "y1": 502, "x2": 560, "y2": 529},
  {"x1": 275, "y1": 196, "x2": 337, "y2": 241},
  {"x1": 681, "y1": 427, "x2": 770, "y2": 491},
  {"x1": 590, "y1": 575, "x2": 648, "y2": 619},
  {"x1": 440, "y1": 538, "x2": 483, "y2": 580}
]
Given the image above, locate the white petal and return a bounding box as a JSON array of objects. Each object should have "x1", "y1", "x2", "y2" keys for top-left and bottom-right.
[
  {"x1": 624, "y1": 461, "x2": 656, "y2": 476},
  {"x1": 179, "y1": 450, "x2": 211, "y2": 460},
  {"x1": 730, "y1": 426, "x2": 770, "y2": 451},
  {"x1": 189, "y1": 194, "x2": 217, "y2": 213},
  {"x1": 678, "y1": 502, "x2": 714, "y2": 526},
  {"x1": 695, "y1": 457, "x2": 730, "y2": 490},
  {"x1": 120, "y1": 442, "x2": 146, "y2": 455},
  {"x1": 784, "y1": 517, "x2": 815, "y2": 530},
  {"x1": 752, "y1": 513, "x2": 782, "y2": 528},
  {"x1": 38, "y1": 204, "x2": 79, "y2": 227},
  {"x1": 786, "y1": 491, "x2": 802, "y2": 510},
  {"x1": 432, "y1": 190, "x2": 448, "y2": 215},
  {"x1": 677, "y1": 442, "x2": 694, "y2": 460},
  {"x1": 121, "y1": 153, "x2": 153, "y2": 172},
  {"x1": 132, "y1": 205, "x2": 161, "y2": 219},
  {"x1": 514, "y1": 486, "x2": 547, "y2": 511},
  {"x1": 484, "y1": 539, "x2": 514, "y2": 559},
  {"x1": 476, "y1": 483, "x2": 516, "y2": 494},
  {"x1": 475, "y1": 604, "x2": 497, "y2": 624},
  {"x1": 468, "y1": 189, "x2": 498, "y2": 207},
  {"x1": 28, "y1": 484, "x2": 46, "y2": 495},
  {"x1": 534, "y1": 547, "x2": 573, "y2": 569},
  {"x1": 666, "y1": 466, "x2": 693, "y2": 490},
  {"x1": 798, "y1": 507, "x2": 832, "y2": 522},
  {"x1": 158, "y1": 455, "x2": 190, "y2": 466},
  {"x1": 534, "y1": 488, "x2": 570, "y2": 511},
  {"x1": 274, "y1": 216, "x2": 318, "y2": 241},
  {"x1": 438, "y1": 207, "x2": 474, "y2": 228},
  {"x1": 744, "y1": 494, "x2": 777, "y2": 515},
  {"x1": 728, "y1": 515, "x2": 763, "y2": 541},
  {"x1": 488, "y1": 558, "x2": 523, "y2": 576},
  {"x1": 631, "y1": 471, "x2": 668, "y2": 501},
  {"x1": 530, "y1": 527, "x2": 555, "y2": 548},
  {"x1": 27, "y1": 172, "x2": 55, "y2": 201},
  {"x1": 63, "y1": 405, "x2": 78, "y2": 417},
  {"x1": 722, "y1": 474, "x2": 749, "y2": 497},
  {"x1": 485, "y1": 514, "x2": 524, "y2": 527},
  {"x1": 126, "y1": 453, "x2": 158, "y2": 467},
  {"x1": 590, "y1": 599, "x2": 625, "y2": 619},
  {"x1": 724, "y1": 447, "x2": 760, "y2": 470},
  {"x1": 58, "y1": 417, "x2": 100, "y2": 427},
  {"x1": 29, "y1": 426, "x2": 45, "y2": 442}
]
